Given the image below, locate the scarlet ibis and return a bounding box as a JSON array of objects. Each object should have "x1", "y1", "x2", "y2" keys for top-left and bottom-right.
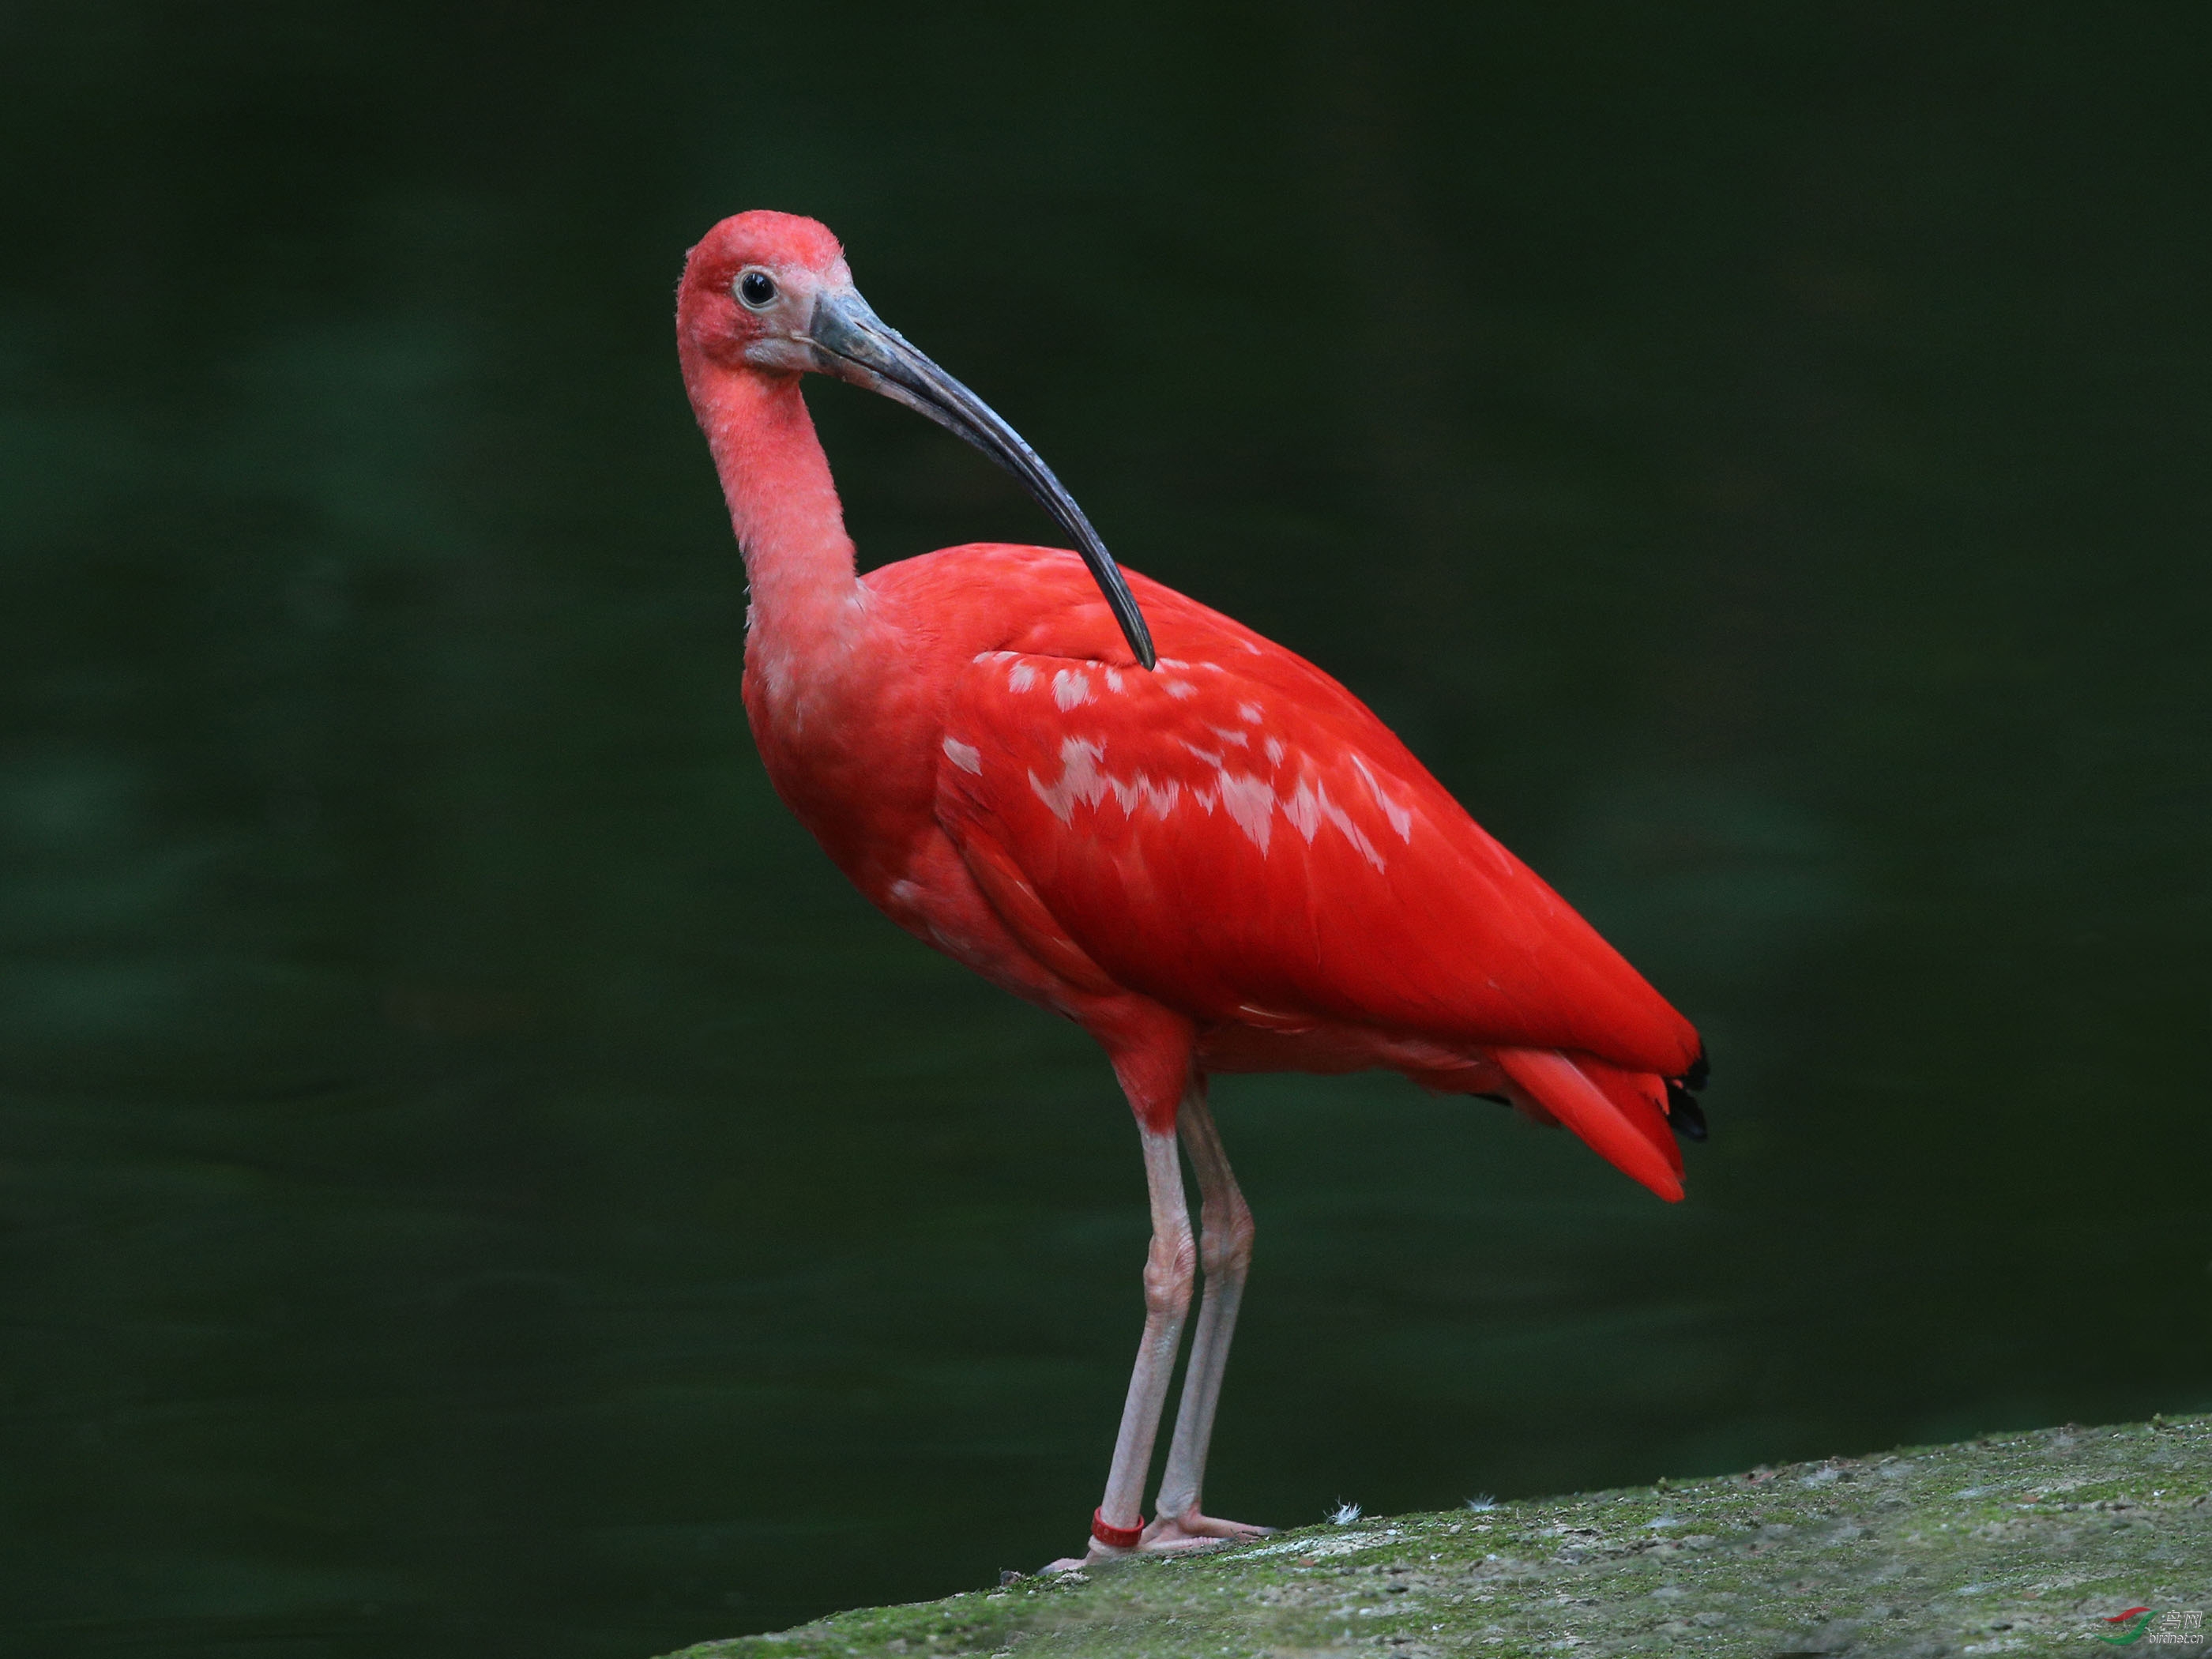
[{"x1": 675, "y1": 211, "x2": 1707, "y2": 1567}]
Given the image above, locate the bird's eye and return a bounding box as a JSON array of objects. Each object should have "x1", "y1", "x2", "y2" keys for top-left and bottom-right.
[{"x1": 736, "y1": 269, "x2": 778, "y2": 309}]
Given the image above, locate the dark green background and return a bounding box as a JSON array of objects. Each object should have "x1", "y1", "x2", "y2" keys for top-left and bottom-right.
[{"x1": 3, "y1": 3, "x2": 2206, "y2": 1656}]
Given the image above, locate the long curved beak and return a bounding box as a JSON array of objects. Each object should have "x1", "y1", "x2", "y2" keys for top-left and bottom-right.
[{"x1": 802, "y1": 287, "x2": 1157, "y2": 670}]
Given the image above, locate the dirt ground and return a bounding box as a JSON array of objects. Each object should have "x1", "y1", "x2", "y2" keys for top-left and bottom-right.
[{"x1": 661, "y1": 1416, "x2": 2210, "y2": 1658}]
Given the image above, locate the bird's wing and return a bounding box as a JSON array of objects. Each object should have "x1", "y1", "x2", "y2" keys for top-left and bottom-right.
[{"x1": 932, "y1": 637, "x2": 1700, "y2": 1080}]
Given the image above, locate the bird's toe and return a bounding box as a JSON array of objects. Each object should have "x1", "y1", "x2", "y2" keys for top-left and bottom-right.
[{"x1": 1142, "y1": 1511, "x2": 1273, "y2": 1550}]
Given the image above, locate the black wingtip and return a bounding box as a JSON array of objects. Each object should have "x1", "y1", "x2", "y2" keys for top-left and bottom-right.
[
  {"x1": 1666, "y1": 1044, "x2": 1710, "y2": 1142},
  {"x1": 1665, "y1": 1079, "x2": 1708, "y2": 1142}
]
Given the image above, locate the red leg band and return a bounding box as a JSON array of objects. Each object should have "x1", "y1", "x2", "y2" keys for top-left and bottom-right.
[{"x1": 1090, "y1": 1508, "x2": 1145, "y2": 1548}]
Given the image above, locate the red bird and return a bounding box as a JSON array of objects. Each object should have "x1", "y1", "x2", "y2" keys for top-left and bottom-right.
[{"x1": 676, "y1": 211, "x2": 1706, "y2": 1568}]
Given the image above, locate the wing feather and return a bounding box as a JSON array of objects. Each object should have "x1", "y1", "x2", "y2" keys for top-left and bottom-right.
[{"x1": 933, "y1": 630, "x2": 1698, "y2": 1079}]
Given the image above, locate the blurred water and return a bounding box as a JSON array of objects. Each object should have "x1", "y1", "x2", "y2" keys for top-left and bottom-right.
[{"x1": 2, "y1": 3, "x2": 2208, "y2": 1656}]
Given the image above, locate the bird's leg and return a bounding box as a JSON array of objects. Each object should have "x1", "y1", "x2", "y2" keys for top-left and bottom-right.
[
  {"x1": 1048, "y1": 1112, "x2": 1197, "y2": 1570},
  {"x1": 1144, "y1": 1082, "x2": 1269, "y2": 1550}
]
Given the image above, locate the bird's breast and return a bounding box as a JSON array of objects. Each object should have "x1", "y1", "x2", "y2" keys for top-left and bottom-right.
[{"x1": 741, "y1": 642, "x2": 946, "y2": 899}]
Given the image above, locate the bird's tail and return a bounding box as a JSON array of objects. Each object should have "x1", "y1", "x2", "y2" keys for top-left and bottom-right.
[{"x1": 1492, "y1": 1048, "x2": 1686, "y2": 1202}]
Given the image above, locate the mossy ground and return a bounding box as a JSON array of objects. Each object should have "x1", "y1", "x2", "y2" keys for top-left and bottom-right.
[{"x1": 661, "y1": 1416, "x2": 2210, "y2": 1658}]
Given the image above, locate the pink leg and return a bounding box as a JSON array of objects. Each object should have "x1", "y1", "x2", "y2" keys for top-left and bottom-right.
[
  {"x1": 1045, "y1": 1110, "x2": 1196, "y2": 1570},
  {"x1": 1146, "y1": 1083, "x2": 1269, "y2": 1549}
]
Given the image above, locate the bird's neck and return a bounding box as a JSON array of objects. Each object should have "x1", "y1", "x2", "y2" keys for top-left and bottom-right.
[{"x1": 690, "y1": 367, "x2": 870, "y2": 682}]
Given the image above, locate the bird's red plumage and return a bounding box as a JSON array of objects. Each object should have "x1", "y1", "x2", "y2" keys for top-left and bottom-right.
[
  {"x1": 833, "y1": 544, "x2": 1702, "y2": 1197},
  {"x1": 926, "y1": 568, "x2": 1685, "y2": 1063},
  {"x1": 672, "y1": 211, "x2": 1700, "y2": 1202}
]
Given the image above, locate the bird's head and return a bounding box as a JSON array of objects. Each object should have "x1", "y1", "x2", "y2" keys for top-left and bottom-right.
[
  {"x1": 677, "y1": 210, "x2": 851, "y2": 373},
  {"x1": 677, "y1": 210, "x2": 1154, "y2": 668}
]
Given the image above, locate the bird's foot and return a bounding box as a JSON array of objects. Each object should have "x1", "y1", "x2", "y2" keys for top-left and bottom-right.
[
  {"x1": 1041, "y1": 1510, "x2": 1273, "y2": 1573},
  {"x1": 1143, "y1": 1509, "x2": 1274, "y2": 1551}
]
